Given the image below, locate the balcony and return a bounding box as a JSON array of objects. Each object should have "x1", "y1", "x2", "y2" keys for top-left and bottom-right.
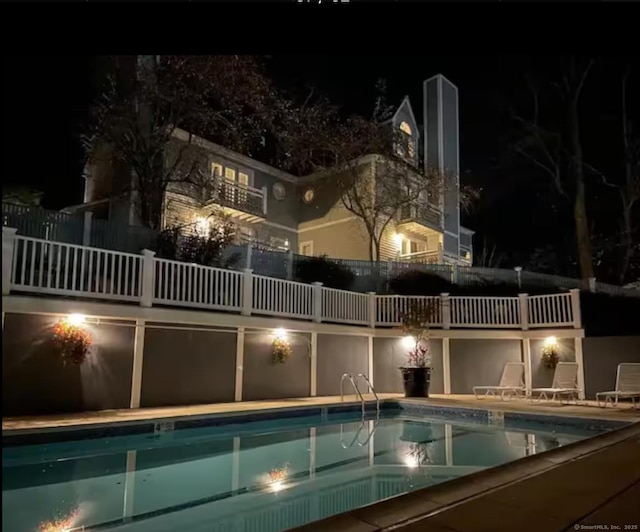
[
  {"x1": 398, "y1": 203, "x2": 442, "y2": 232},
  {"x1": 205, "y1": 179, "x2": 267, "y2": 223},
  {"x1": 399, "y1": 248, "x2": 442, "y2": 264}
]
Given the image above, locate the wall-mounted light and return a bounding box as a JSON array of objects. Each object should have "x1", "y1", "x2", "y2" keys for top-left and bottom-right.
[
  {"x1": 65, "y1": 314, "x2": 86, "y2": 327},
  {"x1": 273, "y1": 328, "x2": 287, "y2": 340},
  {"x1": 195, "y1": 216, "x2": 210, "y2": 238},
  {"x1": 272, "y1": 328, "x2": 292, "y2": 363},
  {"x1": 401, "y1": 335, "x2": 415, "y2": 349},
  {"x1": 541, "y1": 336, "x2": 560, "y2": 369}
]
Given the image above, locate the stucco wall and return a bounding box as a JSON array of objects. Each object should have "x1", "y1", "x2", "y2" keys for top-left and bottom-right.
[
  {"x1": 140, "y1": 327, "x2": 237, "y2": 407},
  {"x1": 2, "y1": 314, "x2": 134, "y2": 416},
  {"x1": 582, "y1": 336, "x2": 640, "y2": 399},
  {"x1": 242, "y1": 330, "x2": 311, "y2": 400},
  {"x1": 449, "y1": 339, "x2": 522, "y2": 394},
  {"x1": 316, "y1": 334, "x2": 369, "y2": 396}
]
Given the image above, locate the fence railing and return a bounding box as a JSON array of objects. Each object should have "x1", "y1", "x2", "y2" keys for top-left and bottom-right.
[{"x1": 3, "y1": 230, "x2": 582, "y2": 329}]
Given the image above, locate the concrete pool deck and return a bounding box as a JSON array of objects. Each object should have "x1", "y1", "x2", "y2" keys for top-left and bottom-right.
[{"x1": 2, "y1": 393, "x2": 639, "y2": 432}]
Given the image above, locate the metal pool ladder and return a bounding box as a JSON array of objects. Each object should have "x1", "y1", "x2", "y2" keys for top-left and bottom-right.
[{"x1": 340, "y1": 373, "x2": 379, "y2": 416}]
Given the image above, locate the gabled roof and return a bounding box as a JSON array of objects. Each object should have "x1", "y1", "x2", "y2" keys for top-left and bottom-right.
[{"x1": 390, "y1": 95, "x2": 419, "y2": 135}]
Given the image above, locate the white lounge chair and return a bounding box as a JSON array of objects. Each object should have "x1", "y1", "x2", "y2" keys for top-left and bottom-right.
[
  {"x1": 595, "y1": 363, "x2": 640, "y2": 410},
  {"x1": 473, "y1": 362, "x2": 525, "y2": 400},
  {"x1": 530, "y1": 362, "x2": 580, "y2": 403}
]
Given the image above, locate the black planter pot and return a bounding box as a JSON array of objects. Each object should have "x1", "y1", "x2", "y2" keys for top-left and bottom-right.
[{"x1": 399, "y1": 366, "x2": 431, "y2": 398}]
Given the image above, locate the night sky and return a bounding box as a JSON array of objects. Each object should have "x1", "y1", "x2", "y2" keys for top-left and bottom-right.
[{"x1": 2, "y1": 54, "x2": 633, "y2": 271}]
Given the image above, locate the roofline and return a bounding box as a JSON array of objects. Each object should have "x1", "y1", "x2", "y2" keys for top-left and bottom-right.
[
  {"x1": 460, "y1": 226, "x2": 475, "y2": 235},
  {"x1": 424, "y1": 73, "x2": 458, "y2": 91},
  {"x1": 391, "y1": 95, "x2": 419, "y2": 136},
  {"x1": 172, "y1": 128, "x2": 299, "y2": 184}
]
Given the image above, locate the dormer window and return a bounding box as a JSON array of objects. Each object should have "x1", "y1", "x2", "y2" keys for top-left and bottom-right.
[{"x1": 396, "y1": 121, "x2": 416, "y2": 161}]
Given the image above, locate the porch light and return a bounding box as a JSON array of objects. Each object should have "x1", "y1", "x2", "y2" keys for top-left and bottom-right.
[
  {"x1": 65, "y1": 314, "x2": 86, "y2": 326},
  {"x1": 543, "y1": 336, "x2": 558, "y2": 348},
  {"x1": 393, "y1": 233, "x2": 403, "y2": 249},
  {"x1": 195, "y1": 216, "x2": 210, "y2": 237}
]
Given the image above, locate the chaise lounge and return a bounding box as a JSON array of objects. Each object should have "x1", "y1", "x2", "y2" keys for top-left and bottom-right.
[
  {"x1": 472, "y1": 362, "x2": 525, "y2": 400},
  {"x1": 595, "y1": 363, "x2": 640, "y2": 410},
  {"x1": 530, "y1": 362, "x2": 580, "y2": 403}
]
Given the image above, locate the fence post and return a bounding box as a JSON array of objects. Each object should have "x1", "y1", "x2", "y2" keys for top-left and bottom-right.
[
  {"x1": 241, "y1": 269, "x2": 254, "y2": 316},
  {"x1": 246, "y1": 243, "x2": 253, "y2": 270},
  {"x1": 518, "y1": 293, "x2": 529, "y2": 330},
  {"x1": 588, "y1": 277, "x2": 596, "y2": 293},
  {"x1": 514, "y1": 266, "x2": 522, "y2": 290},
  {"x1": 2, "y1": 227, "x2": 17, "y2": 296},
  {"x1": 451, "y1": 264, "x2": 458, "y2": 284},
  {"x1": 287, "y1": 249, "x2": 294, "y2": 280},
  {"x1": 261, "y1": 186, "x2": 268, "y2": 215},
  {"x1": 569, "y1": 288, "x2": 582, "y2": 329},
  {"x1": 140, "y1": 249, "x2": 156, "y2": 308},
  {"x1": 367, "y1": 292, "x2": 377, "y2": 328},
  {"x1": 440, "y1": 292, "x2": 451, "y2": 329},
  {"x1": 82, "y1": 211, "x2": 93, "y2": 247},
  {"x1": 313, "y1": 281, "x2": 323, "y2": 323}
]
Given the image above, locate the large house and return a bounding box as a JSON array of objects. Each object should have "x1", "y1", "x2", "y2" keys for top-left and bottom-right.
[{"x1": 82, "y1": 74, "x2": 473, "y2": 266}]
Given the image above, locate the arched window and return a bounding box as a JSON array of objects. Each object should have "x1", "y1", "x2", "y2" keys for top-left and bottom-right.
[{"x1": 397, "y1": 121, "x2": 416, "y2": 160}]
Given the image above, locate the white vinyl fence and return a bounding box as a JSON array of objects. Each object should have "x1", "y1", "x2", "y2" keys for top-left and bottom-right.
[{"x1": 3, "y1": 231, "x2": 581, "y2": 330}]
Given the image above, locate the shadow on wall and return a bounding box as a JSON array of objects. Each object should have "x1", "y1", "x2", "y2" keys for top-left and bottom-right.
[{"x1": 2, "y1": 314, "x2": 135, "y2": 417}]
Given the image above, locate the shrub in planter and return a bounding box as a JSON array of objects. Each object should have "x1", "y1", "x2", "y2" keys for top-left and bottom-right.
[
  {"x1": 294, "y1": 255, "x2": 355, "y2": 291},
  {"x1": 398, "y1": 299, "x2": 438, "y2": 398}
]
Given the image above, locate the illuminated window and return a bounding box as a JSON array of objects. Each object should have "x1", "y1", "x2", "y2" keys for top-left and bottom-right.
[
  {"x1": 399, "y1": 122, "x2": 412, "y2": 136},
  {"x1": 224, "y1": 167, "x2": 236, "y2": 181},
  {"x1": 396, "y1": 122, "x2": 416, "y2": 161},
  {"x1": 212, "y1": 163, "x2": 223, "y2": 177}
]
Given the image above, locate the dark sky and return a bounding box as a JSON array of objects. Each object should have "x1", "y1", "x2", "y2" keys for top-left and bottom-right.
[{"x1": 2, "y1": 54, "x2": 503, "y2": 206}]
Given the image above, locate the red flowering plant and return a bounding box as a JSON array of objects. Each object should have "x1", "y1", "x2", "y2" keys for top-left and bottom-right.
[{"x1": 52, "y1": 319, "x2": 93, "y2": 366}]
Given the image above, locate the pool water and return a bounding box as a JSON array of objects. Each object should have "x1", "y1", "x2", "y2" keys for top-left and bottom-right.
[{"x1": 2, "y1": 409, "x2": 611, "y2": 532}]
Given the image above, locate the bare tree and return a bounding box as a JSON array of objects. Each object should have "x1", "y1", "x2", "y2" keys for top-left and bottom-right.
[
  {"x1": 475, "y1": 236, "x2": 506, "y2": 268},
  {"x1": 84, "y1": 55, "x2": 278, "y2": 230},
  {"x1": 581, "y1": 67, "x2": 640, "y2": 283},
  {"x1": 510, "y1": 57, "x2": 595, "y2": 280},
  {"x1": 278, "y1": 85, "x2": 477, "y2": 261}
]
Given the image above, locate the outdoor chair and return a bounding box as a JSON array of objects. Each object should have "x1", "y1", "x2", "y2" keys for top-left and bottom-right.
[
  {"x1": 472, "y1": 362, "x2": 525, "y2": 400},
  {"x1": 595, "y1": 363, "x2": 640, "y2": 410},
  {"x1": 530, "y1": 362, "x2": 580, "y2": 403}
]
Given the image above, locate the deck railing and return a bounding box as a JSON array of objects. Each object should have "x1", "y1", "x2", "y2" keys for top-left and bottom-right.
[{"x1": 3, "y1": 231, "x2": 581, "y2": 330}]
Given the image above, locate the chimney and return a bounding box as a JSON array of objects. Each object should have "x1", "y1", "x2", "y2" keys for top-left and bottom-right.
[{"x1": 423, "y1": 74, "x2": 460, "y2": 261}]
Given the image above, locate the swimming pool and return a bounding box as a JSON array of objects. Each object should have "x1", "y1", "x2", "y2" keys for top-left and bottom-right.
[{"x1": 1, "y1": 401, "x2": 628, "y2": 532}]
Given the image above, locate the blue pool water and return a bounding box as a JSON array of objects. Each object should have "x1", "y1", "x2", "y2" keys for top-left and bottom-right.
[{"x1": 1, "y1": 405, "x2": 624, "y2": 532}]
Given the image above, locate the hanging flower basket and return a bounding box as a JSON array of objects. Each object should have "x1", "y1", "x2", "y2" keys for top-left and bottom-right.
[
  {"x1": 272, "y1": 337, "x2": 292, "y2": 364},
  {"x1": 52, "y1": 320, "x2": 92, "y2": 366},
  {"x1": 541, "y1": 344, "x2": 560, "y2": 369}
]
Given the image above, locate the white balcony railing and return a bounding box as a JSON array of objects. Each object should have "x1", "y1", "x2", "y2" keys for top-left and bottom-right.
[
  {"x1": 3, "y1": 231, "x2": 582, "y2": 330},
  {"x1": 206, "y1": 179, "x2": 267, "y2": 218}
]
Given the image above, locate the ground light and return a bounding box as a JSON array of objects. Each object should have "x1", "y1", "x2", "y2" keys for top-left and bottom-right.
[{"x1": 65, "y1": 314, "x2": 86, "y2": 327}]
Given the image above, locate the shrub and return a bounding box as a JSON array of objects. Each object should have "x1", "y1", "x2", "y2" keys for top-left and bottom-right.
[
  {"x1": 294, "y1": 255, "x2": 355, "y2": 291},
  {"x1": 155, "y1": 226, "x2": 240, "y2": 269},
  {"x1": 388, "y1": 270, "x2": 455, "y2": 296}
]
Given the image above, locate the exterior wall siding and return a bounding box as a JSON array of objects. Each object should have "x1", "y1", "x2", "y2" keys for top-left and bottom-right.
[
  {"x1": 582, "y1": 336, "x2": 640, "y2": 399},
  {"x1": 2, "y1": 313, "x2": 135, "y2": 416},
  {"x1": 140, "y1": 327, "x2": 237, "y2": 407},
  {"x1": 316, "y1": 334, "x2": 369, "y2": 396}
]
